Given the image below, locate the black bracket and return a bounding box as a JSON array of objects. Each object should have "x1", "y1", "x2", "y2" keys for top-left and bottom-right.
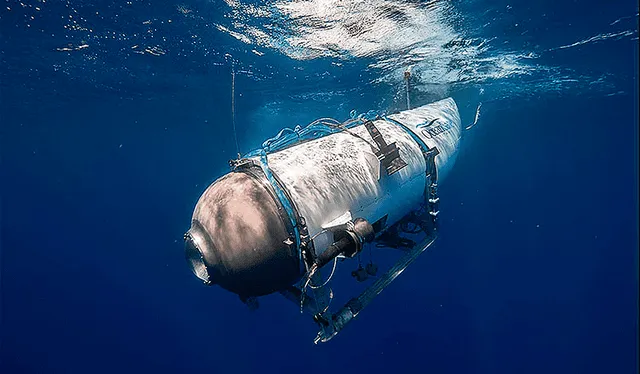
[
  {"x1": 422, "y1": 146, "x2": 440, "y2": 231},
  {"x1": 364, "y1": 121, "x2": 408, "y2": 176}
]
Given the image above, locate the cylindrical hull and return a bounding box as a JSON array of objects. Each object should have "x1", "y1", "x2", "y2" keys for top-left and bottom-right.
[
  {"x1": 258, "y1": 97, "x2": 461, "y2": 255},
  {"x1": 185, "y1": 97, "x2": 462, "y2": 296}
]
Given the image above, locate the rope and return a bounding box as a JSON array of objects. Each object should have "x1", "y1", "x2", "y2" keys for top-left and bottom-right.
[
  {"x1": 247, "y1": 116, "x2": 382, "y2": 158},
  {"x1": 316, "y1": 119, "x2": 380, "y2": 152},
  {"x1": 310, "y1": 258, "x2": 338, "y2": 289},
  {"x1": 231, "y1": 66, "x2": 240, "y2": 159}
]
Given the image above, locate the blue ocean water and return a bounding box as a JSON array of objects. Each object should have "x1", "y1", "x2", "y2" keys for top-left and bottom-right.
[{"x1": 0, "y1": 0, "x2": 638, "y2": 373}]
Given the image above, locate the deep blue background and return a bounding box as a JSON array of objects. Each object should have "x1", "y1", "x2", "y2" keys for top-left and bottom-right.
[{"x1": 1, "y1": 0, "x2": 638, "y2": 373}]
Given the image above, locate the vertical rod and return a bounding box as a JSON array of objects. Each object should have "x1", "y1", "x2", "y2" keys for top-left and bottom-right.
[{"x1": 404, "y1": 70, "x2": 411, "y2": 110}]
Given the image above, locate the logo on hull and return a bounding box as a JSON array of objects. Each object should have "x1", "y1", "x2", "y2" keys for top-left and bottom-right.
[{"x1": 416, "y1": 118, "x2": 453, "y2": 139}]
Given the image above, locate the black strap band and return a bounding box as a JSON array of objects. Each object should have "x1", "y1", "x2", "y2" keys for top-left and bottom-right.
[{"x1": 363, "y1": 121, "x2": 408, "y2": 175}]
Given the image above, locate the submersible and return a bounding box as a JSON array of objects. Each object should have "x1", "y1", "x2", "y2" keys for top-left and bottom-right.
[{"x1": 184, "y1": 97, "x2": 462, "y2": 343}]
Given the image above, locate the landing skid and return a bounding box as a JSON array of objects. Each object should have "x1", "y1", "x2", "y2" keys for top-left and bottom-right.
[
  {"x1": 278, "y1": 225, "x2": 437, "y2": 344},
  {"x1": 313, "y1": 233, "x2": 437, "y2": 344}
]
